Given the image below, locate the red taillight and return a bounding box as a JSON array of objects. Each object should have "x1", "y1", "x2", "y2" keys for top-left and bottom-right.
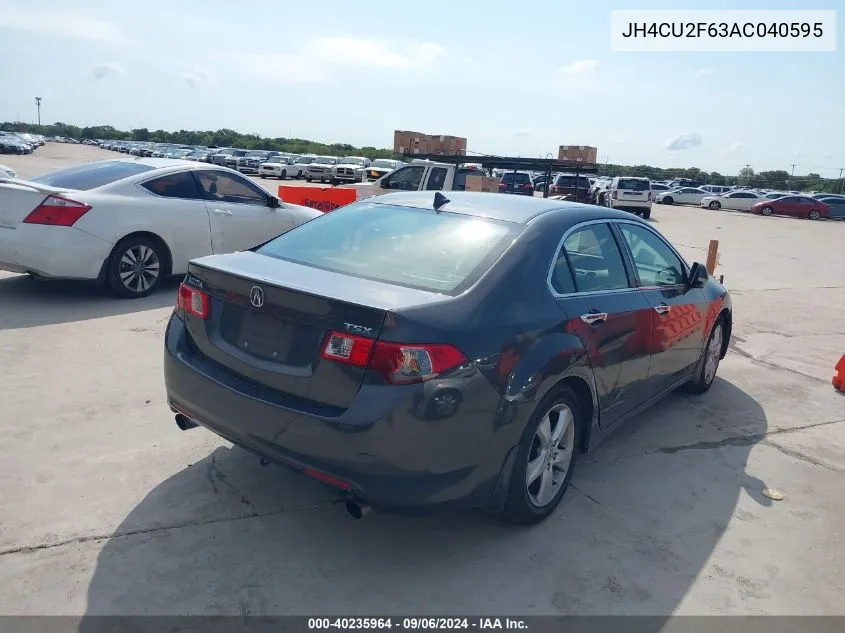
[
  {"x1": 522, "y1": 183, "x2": 533, "y2": 189},
  {"x1": 320, "y1": 332, "x2": 468, "y2": 385},
  {"x1": 369, "y1": 341, "x2": 467, "y2": 384},
  {"x1": 176, "y1": 282, "x2": 210, "y2": 319},
  {"x1": 22, "y1": 195, "x2": 92, "y2": 226}
]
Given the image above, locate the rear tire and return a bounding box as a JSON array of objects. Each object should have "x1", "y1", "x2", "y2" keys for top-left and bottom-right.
[
  {"x1": 642, "y1": 208, "x2": 652, "y2": 219},
  {"x1": 106, "y1": 236, "x2": 165, "y2": 299},
  {"x1": 499, "y1": 385, "x2": 581, "y2": 525},
  {"x1": 305, "y1": 176, "x2": 312, "y2": 182},
  {"x1": 683, "y1": 317, "x2": 725, "y2": 394}
]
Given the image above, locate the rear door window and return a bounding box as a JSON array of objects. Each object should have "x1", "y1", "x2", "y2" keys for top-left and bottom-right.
[
  {"x1": 561, "y1": 223, "x2": 630, "y2": 293},
  {"x1": 31, "y1": 161, "x2": 155, "y2": 190},
  {"x1": 141, "y1": 171, "x2": 203, "y2": 199}
]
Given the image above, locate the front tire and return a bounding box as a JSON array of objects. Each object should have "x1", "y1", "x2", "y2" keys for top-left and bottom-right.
[
  {"x1": 761, "y1": 206, "x2": 773, "y2": 216},
  {"x1": 305, "y1": 176, "x2": 312, "y2": 182},
  {"x1": 106, "y1": 236, "x2": 165, "y2": 298},
  {"x1": 662, "y1": 196, "x2": 674, "y2": 205},
  {"x1": 709, "y1": 201, "x2": 721, "y2": 210},
  {"x1": 499, "y1": 386, "x2": 581, "y2": 525},
  {"x1": 683, "y1": 317, "x2": 725, "y2": 394},
  {"x1": 280, "y1": 169, "x2": 287, "y2": 180},
  {"x1": 808, "y1": 209, "x2": 821, "y2": 220}
]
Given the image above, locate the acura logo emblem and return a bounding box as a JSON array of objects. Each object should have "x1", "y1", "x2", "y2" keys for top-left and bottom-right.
[{"x1": 249, "y1": 286, "x2": 264, "y2": 308}]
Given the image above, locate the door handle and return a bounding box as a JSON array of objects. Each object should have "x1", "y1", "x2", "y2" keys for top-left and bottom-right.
[
  {"x1": 580, "y1": 311, "x2": 608, "y2": 325},
  {"x1": 654, "y1": 304, "x2": 671, "y2": 315},
  {"x1": 212, "y1": 208, "x2": 232, "y2": 216}
]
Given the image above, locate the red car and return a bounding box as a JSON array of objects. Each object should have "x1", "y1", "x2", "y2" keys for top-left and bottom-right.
[{"x1": 750, "y1": 195, "x2": 829, "y2": 220}]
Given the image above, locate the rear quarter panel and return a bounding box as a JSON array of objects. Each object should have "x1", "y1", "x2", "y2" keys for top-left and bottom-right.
[{"x1": 73, "y1": 189, "x2": 213, "y2": 275}]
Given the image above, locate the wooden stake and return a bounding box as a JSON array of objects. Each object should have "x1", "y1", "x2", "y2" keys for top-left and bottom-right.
[{"x1": 706, "y1": 240, "x2": 719, "y2": 274}]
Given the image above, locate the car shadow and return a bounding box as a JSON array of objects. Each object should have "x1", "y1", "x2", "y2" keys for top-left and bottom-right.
[
  {"x1": 79, "y1": 377, "x2": 770, "y2": 620},
  {"x1": 0, "y1": 274, "x2": 180, "y2": 330}
]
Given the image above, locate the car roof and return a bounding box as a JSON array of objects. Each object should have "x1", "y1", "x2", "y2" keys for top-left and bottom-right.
[
  {"x1": 118, "y1": 157, "x2": 197, "y2": 168},
  {"x1": 366, "y1": 191, "x2": 640, "y2": 224}
]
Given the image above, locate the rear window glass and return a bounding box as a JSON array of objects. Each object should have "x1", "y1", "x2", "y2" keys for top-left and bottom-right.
[
  {"x1": 617, "y1": 178, "x2": 650, "y2": 191},
  {"x1": 31, "y1": 161, "x2": 155, "y2": 190},
  {"x1": 501, "y1": 173, "x2": 532, "y2": 184},
  {"x1": 256, "y1": 202, "x2": 517, "y2": 295},
  {"x1": 554, "y1": 175, "x2": 590, "y2": 188}
]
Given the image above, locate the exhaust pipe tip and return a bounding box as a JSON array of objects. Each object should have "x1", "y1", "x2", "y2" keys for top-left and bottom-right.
[
  {"x1": 175, "y1": 413, "x2": 198, "y2": 431},
  {"x1": 344, "y1": 498, "x2": 371, "y2": 520}
]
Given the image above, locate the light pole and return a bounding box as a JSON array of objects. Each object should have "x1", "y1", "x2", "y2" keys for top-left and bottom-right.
[{"x1": 35, "y1": 97, "x2": 41, "y2": 126}]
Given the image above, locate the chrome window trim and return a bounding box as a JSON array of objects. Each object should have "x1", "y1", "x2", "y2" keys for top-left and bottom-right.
[{"x1": 546, "y1": 217, "x2": 691, "y2": 299}]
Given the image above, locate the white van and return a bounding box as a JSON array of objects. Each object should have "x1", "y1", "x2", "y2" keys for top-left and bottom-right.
[
  {"x1": 700, "y1": 185, "x2": 732, "y2": 195},
  {"x1": 605, "y1": 176, "x2": 652, "y2": 219}
]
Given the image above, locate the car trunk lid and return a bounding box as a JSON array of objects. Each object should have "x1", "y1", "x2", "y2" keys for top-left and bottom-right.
[{"x1": 182, "y1": 251, "x2": 447, "y2": 411}]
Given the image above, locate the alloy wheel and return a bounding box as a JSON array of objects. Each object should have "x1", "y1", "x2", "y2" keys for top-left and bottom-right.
[
  {"x1": 118, "y1": 245, "x2": 160, "y2": 294},
  {"x1": 525, "y1": 403, "x2": 575, "y2": 507},
  {"x1": 704, "y1": 323, "x2": 723, "y2": 385}
]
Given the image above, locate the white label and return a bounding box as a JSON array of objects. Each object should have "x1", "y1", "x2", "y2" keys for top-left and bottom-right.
[{"x1": 610, "y1": 10, "x2": 836, "y2": 52}]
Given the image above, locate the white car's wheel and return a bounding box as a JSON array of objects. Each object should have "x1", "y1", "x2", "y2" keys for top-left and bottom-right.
[
  {"x1": 280, "y1": 170, "x2": 287, "y2": 180},
  {"x1": 106, "y1": 236, "x2": 167, "y2": 299}
]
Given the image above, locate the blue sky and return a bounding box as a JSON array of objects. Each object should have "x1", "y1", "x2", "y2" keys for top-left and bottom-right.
[{"x1": 1, "y1": 0, "x2": 842, "y2": 175}]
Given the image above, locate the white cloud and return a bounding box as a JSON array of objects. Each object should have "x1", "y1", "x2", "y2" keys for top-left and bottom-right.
[
  {"x1": 726, "y1": 142, "x2": 746, "y2": 154},
  {"x1": 515, "y1": 130, "x2": 531, "y2": 137},
  {"x1": 793, "y1": 150, "x2": 805, "y2": 157},
  {"x1": 823, "y1": 151, "x2": 834, "y2": 159},
  {"x1": 665, "y1": 132, "x2": 702, "y2": 151},
  {"x1": 228, "y1": 38, "x2": 445, "y2": 83},
  {"x1": 182, "y1": 68, "x2": 213, "y2": 88},
  {"x1": 557, "y1": 59, "x2": 601, "y2": 75},
  {"x1": 93, "y1": 63, "x2": 126, "y2": 80},
  {"x1": 695, "y1": 68, "x2": 715, "y2": 79},
  {"x1": 0, "y1": 7, "x2": 125, "y2": 44}
]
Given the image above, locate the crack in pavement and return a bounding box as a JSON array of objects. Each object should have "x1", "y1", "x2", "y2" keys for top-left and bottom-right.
[
  {"x1": 643, "y1": 418, "x2": 845, "y2": 474},
  {"x1": 727, "y1": 344, "x2": 828, "y2": 384},
  {"x1": 0, "y1": 500, "x2": 336, "y2": 558}
]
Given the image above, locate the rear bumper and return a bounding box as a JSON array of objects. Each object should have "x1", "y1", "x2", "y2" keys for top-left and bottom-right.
[
  {"x1": 163, "y1": 315, "x2": 523, "y2": 512},
  {"x1": 0, "y1": 225, "x2": 112, "y2": 279},
  {"x1": 609, "y1": 200, "x2": 652, "y2": 211}
]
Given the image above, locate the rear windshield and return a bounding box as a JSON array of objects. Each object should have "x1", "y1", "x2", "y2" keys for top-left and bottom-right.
[
  {"x1": 554, "y1": 175, "x2": 591, "y2": 188},
  {"x1": 617, "y1": 178, "x2": 650, "y2": 191},
  {"x1": 256, "y1": 202, "x2": 517, "y2": 295},
  {"x1": 31, "y1": 161, "x2": 155, "y2": 190},
  {"x1": 501, "y1": 172, "x2": 532, "y2": 184}
]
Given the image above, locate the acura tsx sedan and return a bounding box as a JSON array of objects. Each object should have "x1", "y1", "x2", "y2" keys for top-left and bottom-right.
[{"x1": 164, "y1": 191, "x2": 732, "y2": 524}]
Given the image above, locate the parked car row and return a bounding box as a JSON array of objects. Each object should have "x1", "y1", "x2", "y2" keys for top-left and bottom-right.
[
  {"x1": 92, "y1": 141, "x2": 405, "y2": 184},
  {"x1": 0, "y1": 131, "x2": 45, "y2": 154}
]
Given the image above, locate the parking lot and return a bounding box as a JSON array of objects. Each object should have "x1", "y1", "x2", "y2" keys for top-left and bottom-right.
[{"x1": 1, "y1": 144, "x2": 844, "y2": 616}]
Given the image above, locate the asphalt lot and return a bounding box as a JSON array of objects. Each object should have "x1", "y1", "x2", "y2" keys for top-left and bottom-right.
[{"x1": 1, "y1": 145, "x2": 844, "y2": 616}]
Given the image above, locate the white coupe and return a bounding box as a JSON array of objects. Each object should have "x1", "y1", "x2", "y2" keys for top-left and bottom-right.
[
  {"x1": 0, "y1": 158, "x2": 321, "y2": 297},
  {"x1": 655, "y1": 187, "x2": 711, "y2": 206},
  {"x1": 699, "y1": 190, "x2": 764, "y2": 211}
]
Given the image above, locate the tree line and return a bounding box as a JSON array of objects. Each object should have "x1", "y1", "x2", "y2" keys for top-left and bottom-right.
[{"x1": 3, "y1": 121, "x2": 842, "y2": 194}]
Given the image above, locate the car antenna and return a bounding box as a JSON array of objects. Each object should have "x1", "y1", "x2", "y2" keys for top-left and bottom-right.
[{"x1": 433, "y1": 192, "x2": 450, "y2": 211}]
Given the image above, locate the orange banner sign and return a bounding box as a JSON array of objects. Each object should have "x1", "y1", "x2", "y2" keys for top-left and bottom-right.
[{"x1": 278, "y1": 186, "x2": 357, "y2": 213}]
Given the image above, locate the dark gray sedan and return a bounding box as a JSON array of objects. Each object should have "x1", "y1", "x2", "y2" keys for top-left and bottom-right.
[{"x1": 164, "y1": 192, "x2": 732, "y2": 524}]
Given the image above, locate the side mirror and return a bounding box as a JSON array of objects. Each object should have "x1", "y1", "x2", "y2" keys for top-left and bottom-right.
[
  {"x1": 687, "y1": 262, "x2": 709, "y2": 288},
  {"x1": 267, "y1": 196, "x2": 280, "y2": 208}
]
